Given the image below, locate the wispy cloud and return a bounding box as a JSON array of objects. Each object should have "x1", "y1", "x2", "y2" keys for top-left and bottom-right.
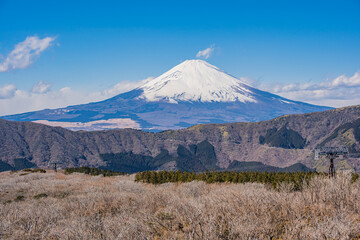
[
  {"x1": 196, "y1": 44, "x2": 215, "y2": 59},
  {"x1": 0, "y1": 36, "x2": 56, "y2": 72},
  {"x1": 102, "y1": 77, "x2": 153, "y2": 96},
  {"x1": 31, "y1": 81, "x2": 51, "y2": 94},
  {"x1": 0, "y1": 84, "x2": 17, "y2": 99},
  {"x1": 261, "y1": 71, "x2": 360, "y2": 107}
]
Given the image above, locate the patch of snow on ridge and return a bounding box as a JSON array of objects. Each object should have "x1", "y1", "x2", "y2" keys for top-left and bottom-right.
[
  {"x1": 34, "y1": 118, "x2": 140, "y2": 131},
  {"x1": 279, "y1": 99, "x2": 294, "y2": 104},
  {"x1": 137, "y1": 59, "x2": 257, "y2": 103}
]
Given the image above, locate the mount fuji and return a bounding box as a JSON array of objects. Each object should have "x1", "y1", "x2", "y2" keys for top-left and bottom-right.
[{"x1": 2, "y1": 60, "x2": 332, "y2": 131}]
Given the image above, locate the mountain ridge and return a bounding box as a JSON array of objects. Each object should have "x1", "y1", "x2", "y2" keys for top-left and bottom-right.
[
  {"x1": 2, "y1": 60, "x2": 331, "y2": 131},
  {"x1": 1, "y1": 105, "x2": 359, "y2": 172}
]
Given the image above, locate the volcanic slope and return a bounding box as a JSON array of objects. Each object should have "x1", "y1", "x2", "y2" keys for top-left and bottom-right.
[{"x1": 2, "y1": 60, "x2": 331, "y2": 131}]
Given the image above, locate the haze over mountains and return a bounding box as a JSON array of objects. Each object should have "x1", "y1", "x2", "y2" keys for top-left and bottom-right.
[{"x1": 2, "y1": 60, "x2": 331, "y2": 131}]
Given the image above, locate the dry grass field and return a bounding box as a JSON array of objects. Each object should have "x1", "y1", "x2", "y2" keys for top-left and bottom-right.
[{"x1": 1, "y1": 170, "x2": 360, "y2": 239}]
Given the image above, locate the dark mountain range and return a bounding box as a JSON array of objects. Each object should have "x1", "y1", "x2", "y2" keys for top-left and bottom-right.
[{"x1": 1, "y1": 105, "x2": 360, "y2": 173}]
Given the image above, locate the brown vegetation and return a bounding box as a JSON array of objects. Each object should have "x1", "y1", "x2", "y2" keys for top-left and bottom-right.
[{"x1": 1, "y1": 170, "x2": 360, "y2": 239}]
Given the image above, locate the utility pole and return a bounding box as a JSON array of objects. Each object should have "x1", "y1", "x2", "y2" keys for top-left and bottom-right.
[
  {"x1": 315, "y1": 146, "x2": 348, "y2": 178},
  {"x1": 48, "y1": 161, "x2": 60, "y2": 173}
]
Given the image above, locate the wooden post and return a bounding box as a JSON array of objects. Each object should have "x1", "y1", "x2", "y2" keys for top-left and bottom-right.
[{"x1": 328, "y1": 155, "x2": 335, "y2": 178}]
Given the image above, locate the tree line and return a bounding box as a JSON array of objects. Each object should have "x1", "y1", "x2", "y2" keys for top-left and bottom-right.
[
  {"x1": 135, "y1": 170, "x2": 360, "y2": 190},
  {"x1": 65, "y1": 167, "x2": 125, "y2": 177}
]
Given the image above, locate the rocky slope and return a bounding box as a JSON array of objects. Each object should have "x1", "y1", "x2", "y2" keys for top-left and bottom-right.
[{"x1": 1, "y1": 105, "x2": 360, "y2": 172}]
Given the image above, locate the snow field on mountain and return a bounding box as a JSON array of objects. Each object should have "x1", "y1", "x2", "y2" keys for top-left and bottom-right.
[{"x1": 138, "y1": 59, "x2": 257, "y2": 103}]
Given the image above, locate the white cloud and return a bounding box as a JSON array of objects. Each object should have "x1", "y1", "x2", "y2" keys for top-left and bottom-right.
[
  {"x1": 102, "y1": 77, "x2": 153, "y2": 96},
  {"x1": 238, "y1": 77, "x2": 256, "y2": 87},
  {"x1": 0, "y1": 36, "x2": 56, "y2": 72},
  {"x1": 196, "y1": 44, "x2": 215, "y2": 59},
  {"x1": 329, "y1": 72, "x2": 360, "y2": 87},
  {"x1": 0, "y1": 84, "x2": 17, "y2": 99},
  {"x1": 262, "y1": 71, "x2": 360, "y2": 107},
  {"x1": 31, "y1": 81, "x2": 51, "y2": 94},
  {"x1": 0, "y1": 78, "x2": 150, "y2": 116}
]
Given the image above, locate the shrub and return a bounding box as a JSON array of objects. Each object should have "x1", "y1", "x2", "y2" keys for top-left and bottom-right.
[
  {"x1": 64, "y1": 167, "x2": 125, "y2": 177},
  {"x1": 352, "y1": 173, "x2": 359, "y2": 183},
  {"x1": 22, "y1": 168, "x2": 46, "y2": 173},
  {"x1": 34, "y1": 193, "x2": 48, "y2": 199},
  {"x1": 32, "y1": 168, "x2": 46, "y2": 173},
  {"x1": 14, "y1": 195, "x2": 25, "y2": 202}
]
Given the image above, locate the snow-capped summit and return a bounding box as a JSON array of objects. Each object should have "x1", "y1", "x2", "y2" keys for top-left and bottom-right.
[
  {"x1": 2, "y1": 60, "x2": 332, "y2": 131},
  {"x1": 138, "y1": 59, "x2": 256, "y2": 103}
]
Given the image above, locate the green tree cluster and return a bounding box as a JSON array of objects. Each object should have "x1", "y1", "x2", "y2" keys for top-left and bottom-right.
[
  {"x1": 65, "y1": 167, "x2": 125, "y2": 177},
  {"x1": 135, "y1": 170, "x2": 330, "y2": 190}
]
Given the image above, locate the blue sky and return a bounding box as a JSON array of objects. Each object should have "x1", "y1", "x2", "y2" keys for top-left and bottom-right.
[{"x1": 0, "y1": 0, "x2": 359, "y2": 115}]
